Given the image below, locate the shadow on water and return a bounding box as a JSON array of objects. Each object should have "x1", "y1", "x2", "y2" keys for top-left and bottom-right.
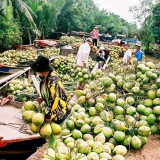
[{"x1": 0, "y1": 138, "x2": 46, "y2": 160}]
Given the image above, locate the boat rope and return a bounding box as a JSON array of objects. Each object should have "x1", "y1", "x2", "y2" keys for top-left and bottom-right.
[{"x1": 0, "y1": 122, "x2": 34, "y2": 135}]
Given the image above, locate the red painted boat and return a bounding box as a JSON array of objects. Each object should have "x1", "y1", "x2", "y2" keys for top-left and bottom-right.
[
  {"x1": 0, "y1": 98, "x2": 45, "y2": 160},
  {"x1": 0, "y1": 100, "x2": 41, "y2": 148}
]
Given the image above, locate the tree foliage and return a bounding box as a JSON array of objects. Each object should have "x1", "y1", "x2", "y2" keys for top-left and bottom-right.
[
  {"x1": 0, "y1": 16, "x2": 21, "y2": 49},
  {"x1": 129, "y1": 0, "x2": 160, "y2": 51},
  {"x1": 151, "y1": 3, "x2": 160, "y2": 43},
  {"x1": 0, "y1": 0, "x2": 140, "y2": 48}
]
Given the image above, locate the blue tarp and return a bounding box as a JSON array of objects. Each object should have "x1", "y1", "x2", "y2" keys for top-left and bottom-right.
[{"x1": 122, "y1": 40, "x2": 137, "y2": 43}]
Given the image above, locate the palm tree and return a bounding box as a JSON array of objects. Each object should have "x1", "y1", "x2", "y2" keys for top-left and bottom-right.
[{"x1": 0, "y1": 0, "x2": 41, "y2": 43}]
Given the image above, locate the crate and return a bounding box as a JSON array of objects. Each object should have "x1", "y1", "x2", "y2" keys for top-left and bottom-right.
[{"x1": 60, "y1": 48, "x2": 77, "y2": 56}]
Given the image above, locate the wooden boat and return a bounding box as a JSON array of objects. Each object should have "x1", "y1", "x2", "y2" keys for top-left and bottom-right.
[
  {"x1": 0, "y1": 64, "x2": 25, "y2": 75},
  {"x1": 0, "y1": 56, "x2": 60, "y2": 158},
  {"x1": 0, "y1": 101, "x2": 41, "y2": 148},
  {"x1": 0, "y1": 98, "x2": 45, "y2": 159}
]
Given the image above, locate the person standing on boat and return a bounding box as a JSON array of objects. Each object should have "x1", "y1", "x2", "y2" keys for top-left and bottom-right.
[
  {"x1": 90, "y1": 27, "x2": 99, "y2": 46},
  {"x1": 76, "y1": 38, "x2": 92, "y2": 68},
  {"x1": 76, "y1": 38, "x2": 92, "y2": 89},
  {"x1": 30, "y1": 56, "x2": 71, "y2": 123},
  {"x1": 134, "y1": 41, "x2": 143, "y2": 62},
  {"x1": 122, "y1": 43, "x2": 132, "y2": 65}
]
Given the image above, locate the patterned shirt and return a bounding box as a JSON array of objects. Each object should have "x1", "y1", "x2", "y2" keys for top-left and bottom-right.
[{"x1": 40, "y1": 71, "x2": 71, "y2": 123}]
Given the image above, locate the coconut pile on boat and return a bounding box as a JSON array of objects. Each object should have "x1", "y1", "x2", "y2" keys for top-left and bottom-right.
[
  {"x1": 21, "y1": 58, "x2": 160, "y2": 160},
  {"x1": 0, "y1": 48, "x2": 60, "y2": 66}
]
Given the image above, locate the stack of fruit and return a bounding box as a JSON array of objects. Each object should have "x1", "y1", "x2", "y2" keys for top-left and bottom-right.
[
  {"x1": 52, "y1": 54, "x2": 96, "y2": 82},
  {"x1": 103, "y1": 44, "x2": 125, "y2": 59},
  {"x1": 91, "y1": 45, "x2": 99, "y2": 53},
  {"x1": 52, "y1": 55, "x2": 76, "y2": 82},
  {"x1": 37, "y1": 59, "x2": 160, "y2": 160},
  {"x1": 21, "y1": 101, "x2": 62, "y2": 138},
  {"x1": 0, "y1": 48, "x2": 60, "y2": 66},
  {"x1": 59, "y1": 36, "x2": 76, "y2": 45},
  {"x1": 71, "y1": 43, "x2": 82, "y2": 50},
  {"x1": 7, "y1": 78, "x2": 37, "y2": 102}
]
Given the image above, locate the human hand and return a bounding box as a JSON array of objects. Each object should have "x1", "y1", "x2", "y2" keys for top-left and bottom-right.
[
  {"x1": 45, "y1": 118, "x2": 51, "y2": 123},
  {"x1": 83, "y1": 62, "x2": 86, "y2": 67},
  {"x1": 36, "y1": 97, "x2": 43, "y2": 104}
]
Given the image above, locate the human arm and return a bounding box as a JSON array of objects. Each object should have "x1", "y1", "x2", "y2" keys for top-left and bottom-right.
[
  {"x1": 127, "y1": 56, "x2": 131, "y2": 64},
  {"x1": 36, "y1": 97, "x2": 43, "y2": 104},
  {"x1": 82, "y1": 46, "x2": 90, "y2": 67},
  {"x1": 127, "y1": 50, "x2": 132, "y2": 64}
]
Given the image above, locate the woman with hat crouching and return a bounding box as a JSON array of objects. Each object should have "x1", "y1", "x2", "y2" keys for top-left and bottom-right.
[{"x1": 30, "y1": 55, "x2": 71, "y2": 124}]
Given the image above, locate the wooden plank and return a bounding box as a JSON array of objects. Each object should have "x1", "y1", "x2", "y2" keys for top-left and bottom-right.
[
  {"x1": 0, "y1": 67, "x2": 31, "y2": 85},
  {"x1": 0, "y1": 71, "x2": 12, "y2": 75}
]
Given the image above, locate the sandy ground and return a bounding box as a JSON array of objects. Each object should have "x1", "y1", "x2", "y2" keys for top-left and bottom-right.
[
  {"x1": 126, "y1": 135, "x2": 160, "y2": 160},
  {"x1": 27, "y1": 135, "x2": 160, "y2": 160}
]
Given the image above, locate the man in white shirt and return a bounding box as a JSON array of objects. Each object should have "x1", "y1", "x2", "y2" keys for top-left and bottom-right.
[
  {"x1": 76, "y1": 38, "x2": 92, "y2": 90},
  {"x1": 76, "y1": 38, "x2": 92, "y2": 67},
  {"x1": 122, "y1": 44, "x2": 132, "y2": 65}
]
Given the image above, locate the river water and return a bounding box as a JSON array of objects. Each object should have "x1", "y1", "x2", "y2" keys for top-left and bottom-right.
[{"x1": 0, "y1": 138, "x2": 46, "y2": 160}]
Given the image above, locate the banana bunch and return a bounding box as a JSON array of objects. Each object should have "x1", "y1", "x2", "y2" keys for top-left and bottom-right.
[
  {"x1": 71, "y1": 43, "x2": 82, "y2": 51},
  {"x1": 91, "y1": 45, "x2": 98, "y2": 53},
  {"x1": 104, "y1": 44, "x2": 124, "y2": 55},
  {"x1": 109, "y1": 50, "x2": 119, "y2": 59},
  {"x1": 59, "y1": 36, "x2": 76, "y2": 45}
]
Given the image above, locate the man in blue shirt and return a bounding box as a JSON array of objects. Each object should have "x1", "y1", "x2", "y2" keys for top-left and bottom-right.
[{"x1": 134, "y1": 41, "x2": 143, "y2": 62}]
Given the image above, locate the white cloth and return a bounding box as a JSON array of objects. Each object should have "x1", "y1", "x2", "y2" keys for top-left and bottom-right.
[
  {"x1": 76, "y1": 42, "x2": 91, "y2": 67},
  {"x1": 103, "y1": 56, "x2": 110, "y2": 69},
  {"x1": 122, "y1": 49, "x2": 132, "y2": 64},
  {"x1": 91, "y1": 63, "x2": 99, "y2": 74}
]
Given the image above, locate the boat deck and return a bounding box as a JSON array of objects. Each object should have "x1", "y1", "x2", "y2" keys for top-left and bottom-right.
[{"x1": 0, "y1": 104, "x2": 40, "y2": 148}]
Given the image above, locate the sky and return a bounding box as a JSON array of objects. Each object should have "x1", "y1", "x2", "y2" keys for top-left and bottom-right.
[{"x1": 93, "y1": 0, "x2": 141, "y2": 23}]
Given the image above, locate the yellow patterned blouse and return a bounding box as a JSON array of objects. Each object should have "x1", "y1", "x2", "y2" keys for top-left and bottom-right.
[{"x1": 40, "y1": 71, "x2": 71, "y2": 123}]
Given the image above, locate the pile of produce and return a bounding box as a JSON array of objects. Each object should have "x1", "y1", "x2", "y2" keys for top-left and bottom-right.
[
  {"x1": 40, "y1": 59, "x2": 159, "y2": 160},
  {"x1": 19, "y1": 54, "x2": 160, "y2": 160},
  {"x1": 38, "y1": 48, "x2": 60, "y2": 58},
  {"x1": 59, "y1": 36, "x2": 76, "y2": 45},
  {"x1": 91, "y1": 45, "x2": 99, "y2": 53},
  {"x1": 103, "y1": 44, "x2": 125, "y2": 59},
  {"x1": 72, "y1": 43, "x2": 82, "y2": 50},
  {"x1": 0, "y1": 48, "x2": 60, "y2": 66},
  {"x1": 21, "y1": 100, "x2": 62, "y2": 138},
  {"x1": 71, "y1": 43, "x2": 98, "y2": 53},
  {"x1": 52, "y1": 54, "x2": 96, "y2": 82},
  {"x1": 52, "y1": 54, "x2": 76, "y2": 82},
  {"x1": 7, "y1": 78, "x2": 38, "y2": 102},
  {"x1": 0, "y1": 50, "x2": 37, "y2": 66}
]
